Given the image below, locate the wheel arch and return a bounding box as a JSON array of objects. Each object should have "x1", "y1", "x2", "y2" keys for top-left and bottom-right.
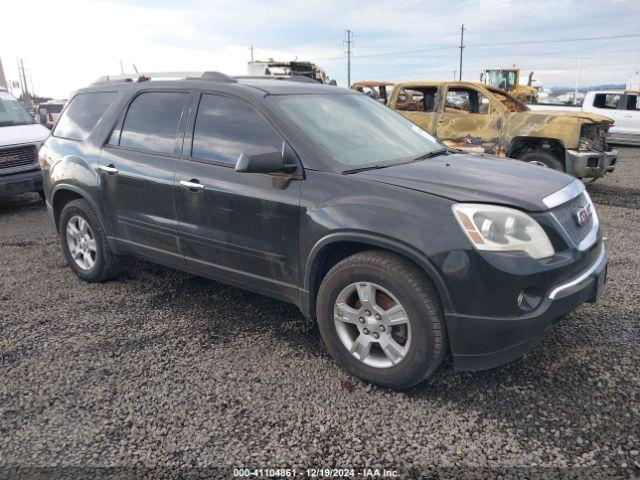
[
  {"x1": 301, "y1": 232, "x2": 453, "y2": 320},
  {"x1": 51, "y1": 184, "x2": 105, "y2": 232},
  {"x1": 508, "y1": 136, "x2": 566, "y2": 161}
]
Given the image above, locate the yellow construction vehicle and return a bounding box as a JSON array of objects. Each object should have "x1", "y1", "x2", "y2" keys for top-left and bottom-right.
[{"x1": 481, "y1": 66, "x2": 539, "y2": 103}]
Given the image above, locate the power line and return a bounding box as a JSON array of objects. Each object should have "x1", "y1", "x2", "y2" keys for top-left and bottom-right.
[{"x1": 468, "y1": 15, "x2": 640, "y2": 33}]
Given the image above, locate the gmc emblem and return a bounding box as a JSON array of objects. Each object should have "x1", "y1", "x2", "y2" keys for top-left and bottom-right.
[
  {"x1": 574, "y1": 205, "x2": 591, "y2": 227},
  {"x1": 0, "y1": 154, "x2": 21, "y2": 165}
]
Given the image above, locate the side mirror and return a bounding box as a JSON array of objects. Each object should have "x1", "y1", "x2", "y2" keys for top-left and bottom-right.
[{"x1": 235, "y1": 142, "x2": 299, "y2": 174}]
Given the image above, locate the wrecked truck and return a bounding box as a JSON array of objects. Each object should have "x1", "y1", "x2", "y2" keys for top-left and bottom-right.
[{"x1": 388, "y1": 81, "x2": 617, "y2": 180}]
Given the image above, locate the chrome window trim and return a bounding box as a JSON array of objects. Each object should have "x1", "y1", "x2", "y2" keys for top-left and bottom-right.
[
  {"x1": 542, "y1": 180, "x2": 584, "y2": 209},
  {"x1": 548, "y1": 246, "x2": 606, "y2": 299}
]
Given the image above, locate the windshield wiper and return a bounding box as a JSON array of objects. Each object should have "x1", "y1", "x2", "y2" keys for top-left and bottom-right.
[
  {"x1": 342, "y1": 163, "x2": 394, "y2": 174},
  {"x1": 409, "y1": 148, "x2": 449, "y2": 162},
  {"x1": 342, "y1": 148, "x2": 450, "y2": 175}
]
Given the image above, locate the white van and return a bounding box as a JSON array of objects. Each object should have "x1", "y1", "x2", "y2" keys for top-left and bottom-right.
[{"x1": 0, "y1": 88, "x2": 50, "y2": 198}]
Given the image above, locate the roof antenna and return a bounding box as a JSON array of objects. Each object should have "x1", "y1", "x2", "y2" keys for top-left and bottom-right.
[{"x1": 132, "y1": 64, "x2": 149, "y2": 82}]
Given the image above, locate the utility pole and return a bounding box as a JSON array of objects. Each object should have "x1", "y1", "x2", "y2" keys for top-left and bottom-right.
[
  {"x1": 249, "y1": 45, "x2": 254, "y2": 62},
  {"x1": 120, "y1": 60, "x2": 125, "y2": 74},
  {"x1": 458, "y1": 24, "x2": 465, "y2": 81},
  {"x1": 344, "y1": 29, "x2": 353, "y2": 86},
  {"x1": 453, "y1": 70, "x2": 457, "y2": 80},
  {"x1": 0, "y1": 57, "x2": 7, "y2": 89},
  {"x1": 573, "y1": 57, "x2": 583, "y2": 105},
  {"x1": 17, "y1": 58, "x2": 31, "y2": 107}
]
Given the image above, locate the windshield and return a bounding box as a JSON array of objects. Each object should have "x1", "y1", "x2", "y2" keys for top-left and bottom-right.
[
  {"x1": 270, "y1": 93, "x2": 441, "y2": 169},
  {"x1": 0, "y1": 92, "x2": 34, "y2": 126}
]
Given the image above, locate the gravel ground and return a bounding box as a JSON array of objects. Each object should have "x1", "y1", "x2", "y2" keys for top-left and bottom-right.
[{"x1": 0, "y1": 148, "x2": 639, "y2": 478}]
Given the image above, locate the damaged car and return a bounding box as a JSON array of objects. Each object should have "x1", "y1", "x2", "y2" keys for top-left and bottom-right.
[{"x1": 389, "y1": 81, "x2": 617, "y2": 180}]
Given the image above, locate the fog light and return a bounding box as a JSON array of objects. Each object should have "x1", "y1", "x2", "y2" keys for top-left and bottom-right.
[{"x1": 517, "y1": 288, "x2": 542, "y2": 312}]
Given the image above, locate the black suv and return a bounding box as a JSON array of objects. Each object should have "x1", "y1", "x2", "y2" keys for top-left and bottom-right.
[{"x1": 40, "y1": 72, "x2": 607, "y2": 389}]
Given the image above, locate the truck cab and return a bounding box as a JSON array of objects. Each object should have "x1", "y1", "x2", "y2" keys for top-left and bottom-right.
[{"x1": 581, "y1": 91, "x2": 640, "y2": 146}]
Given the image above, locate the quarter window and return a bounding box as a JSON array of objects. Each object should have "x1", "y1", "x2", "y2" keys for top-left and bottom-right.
[
  {"x1": 53, "y1": 92, "x2": 117, "y2": 141},
  {"x1": 191, "y1": 94, "x2": 281, "y2": 166},
  {"x1": 119, "y1": 92, "x2": 188, "y2": 155}
]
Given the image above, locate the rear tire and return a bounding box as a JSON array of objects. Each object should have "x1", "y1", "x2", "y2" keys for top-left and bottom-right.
[
  {"x1": 59, "y1": 199, "x2": 121, "y2": 283},
  {"x1": 316, "y1": 250, "x2": 447, "y2": 390},
  {"x1": 518, "y1": 149, "x2": 564, "y2": 171}
]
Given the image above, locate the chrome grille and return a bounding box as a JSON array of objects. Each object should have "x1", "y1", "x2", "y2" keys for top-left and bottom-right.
[
  {"x1": 0, "y1": 145, "x2": 38, "y2": 172},
  {"x1": 550, "y1": 192, "x2": 595, "y2": 247}
]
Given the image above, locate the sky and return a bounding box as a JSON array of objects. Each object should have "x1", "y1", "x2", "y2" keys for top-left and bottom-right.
[{"x1": 1, "y1": 0, "x2": 639, "y2": 99}]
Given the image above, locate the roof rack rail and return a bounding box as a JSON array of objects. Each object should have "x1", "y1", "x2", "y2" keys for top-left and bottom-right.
[
  {"x1": 234, "y1": 75, "x2": 320, "y2": 84},
  {"x1": 92, "y1": 71, "x2": 237, "y2": 85}
]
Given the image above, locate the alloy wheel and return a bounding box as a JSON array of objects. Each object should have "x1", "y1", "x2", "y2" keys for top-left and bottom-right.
[
  {"x1": 66, "y1": 215, "x2": 97, "y2": 271},
  {"x1": 333, "y1": 281, "x2": 411, "y2": 368}
]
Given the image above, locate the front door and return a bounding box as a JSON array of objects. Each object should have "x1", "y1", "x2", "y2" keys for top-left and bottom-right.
[
  {"x1": 434, "y1": 86, "x2": 502, "y2": 154},
  {"x1": 99, "y1": 90, "x2": 190, "y2": 267},
  {"x1": 175, "y1": 92, "x2": 301, "y2": 302}
]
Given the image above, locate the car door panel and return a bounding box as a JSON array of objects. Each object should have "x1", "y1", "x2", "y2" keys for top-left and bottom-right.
[
  {"x1": 174, "y1": 92, "x2": 301, "y2": 302},
  {"x1": 435, "y1": 86, "x2": 502, "y2": 154},
  {"x1": 98, "y1": 90, "x2": 190, "y2": 267}
]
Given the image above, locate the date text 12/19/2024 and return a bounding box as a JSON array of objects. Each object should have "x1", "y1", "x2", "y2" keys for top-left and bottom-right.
[{"x1": 233, "y1": 468, "x2": 399, "y2": 477}]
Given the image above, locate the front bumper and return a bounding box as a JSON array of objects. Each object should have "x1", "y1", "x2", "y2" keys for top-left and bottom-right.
[
  {"x1": 565, "y1": 148, "x2": 617, "y2": 179},
  {"x1": 0, "y1": 169, "x2": 43, "y2": 198},
  {"x1": 447, "y1": 246, "x2": 607, "y2": 371}
]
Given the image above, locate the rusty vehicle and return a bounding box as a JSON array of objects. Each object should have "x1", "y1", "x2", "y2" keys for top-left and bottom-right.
[
  {"x1": 388, "y1": 81, "x2": 618, "y2": 180},
  {"x1": 351, "y1": 81, "x2": 395, "y2": 104},
  {"x1": 481, "y1": 67, "x2": 539, "y2": 103},
  {"x1": 248, "y1": 59, "x2": 336, "y2": 85}
]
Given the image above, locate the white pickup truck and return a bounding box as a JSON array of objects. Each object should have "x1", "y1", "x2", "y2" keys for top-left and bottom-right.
[
  {"x1": 0, "y1": 88, "x2": 50, "y2": 199},
  {"x1": 529, "y1": 91, "x2": 640, "y2": 146}
]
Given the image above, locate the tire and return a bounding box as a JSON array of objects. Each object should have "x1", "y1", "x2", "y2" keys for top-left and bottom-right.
[
  {"x1": 316, "y1": 250, "x2": 447, "y2": 390},
  {"x1": 59, "y1": 199, "x2": 121, "y2": 282},
  {"x1": 518, "y1": 149, "x2": 564, "y2": 171}
]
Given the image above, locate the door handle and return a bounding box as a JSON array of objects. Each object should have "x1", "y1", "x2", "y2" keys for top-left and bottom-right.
[
  {"x1": 99, "y1": 164, "x2": 118, "y2": 175},
  {"x1": 623, "y1": 114, "x2": 632, "y2": 118},
  {"x1": 180, "y1": 179, "x2": 204, "y2": 191}
]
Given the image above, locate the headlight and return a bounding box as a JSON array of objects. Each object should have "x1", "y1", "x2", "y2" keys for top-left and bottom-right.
[{"x1": 452, "y1": 204, "x2": 554, "y2": 259}]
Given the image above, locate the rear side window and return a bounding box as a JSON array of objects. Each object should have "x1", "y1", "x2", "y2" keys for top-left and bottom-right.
[
  {"x1": 53, "y1": 92, "x2": 116, "y2": 141},
  {"x1": 593, "y1": 93, "x2": 620, "y2": 109},
  {"x1": 626, "y1": 95, "x2": 639, "y2": 111},
  {"x1": 191, "y1": 94, "x2": 281, "y2": 166},
  {"x1": 119, "y1": 92, "x2": 188, "y2": 155}
]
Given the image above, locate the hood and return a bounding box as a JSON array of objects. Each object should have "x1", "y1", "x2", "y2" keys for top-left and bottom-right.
[
  {"x1": 0, "y1": 124, "x2": 50, "y2": 146},
  {"x1": 524, "y1": 109, "x2": 613, "y2": 124},
  {"x1": 354, "y1": 152, "x2": 573, "y2": 212}
]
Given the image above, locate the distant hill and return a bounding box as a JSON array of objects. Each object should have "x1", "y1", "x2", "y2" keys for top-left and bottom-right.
[{"x1": 550, "y1": 84, "x2": 625, "y2": 93}]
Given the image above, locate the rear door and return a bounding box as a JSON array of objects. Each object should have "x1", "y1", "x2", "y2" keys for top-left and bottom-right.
[
  {"x1": 434, "y1": 85, "x2": 502, "y2": 154},
  {"x1": 174, "y1": 92, "x2": 301, "y2": 301},
  {"x1": 99, "y1": 90, "x2": 191, "y2": 267},
  {"x1": 390, "y1": 85, "x2": 440, "y2": 134}
]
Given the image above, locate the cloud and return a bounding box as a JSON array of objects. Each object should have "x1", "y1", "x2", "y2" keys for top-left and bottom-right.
[{"x1": 1, "y1": 0, "x2": 640, "y2": 98}]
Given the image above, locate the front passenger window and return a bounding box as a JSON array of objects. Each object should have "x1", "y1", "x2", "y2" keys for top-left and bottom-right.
[{"x1": 191, "y1": 94, "x2": 282, "y2": 166}]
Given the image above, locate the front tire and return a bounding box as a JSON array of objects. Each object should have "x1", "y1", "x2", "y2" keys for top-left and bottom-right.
[
  {"x1": 59, "y1": 199, "x2": 121, "y2": 282},
  {"x1": 518, "y1": 149, "x2": 564, "y2": 171},
  {"x1": 316, "y1": 250, "x2": 447, "y2": 390}
]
